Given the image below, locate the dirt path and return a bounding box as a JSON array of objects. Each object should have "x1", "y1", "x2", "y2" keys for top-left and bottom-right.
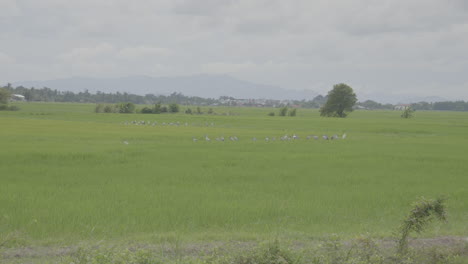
[{"x1": 1, "y1": 236, "x2": 467, "y2": 262}]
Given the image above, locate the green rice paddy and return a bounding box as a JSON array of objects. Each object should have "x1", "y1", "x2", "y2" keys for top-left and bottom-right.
[{"x1": 1, "y1": 103, "x2": 467, "y2": 245}]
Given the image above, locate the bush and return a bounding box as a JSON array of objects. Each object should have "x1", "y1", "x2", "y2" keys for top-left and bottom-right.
[
  {"x1": 150, "y1": 103, "x2": 160, "y2": 114},
  {"x1": 268, "y1": 112, "x2": 275, "y2": 116},
  {"x1": 168, "y1": 103, "x2": 180, "y2": 113},
  {"x1": 279, "y1": 106, "x2": 288, "y2": 116},
  {"x1": 208, "y1": 108, "x2": 214, "y2": 114},
  {"x1": 117, "y1": 102, "x2": 136, "y2": 113},
  {"x1": 0, "y1": 103, "x2": 19, "y2": 111},
  {"x1": 185, "y1": 108, "x2": 193, "y2": 114},
  {"x1": 94, "y1": 104, "x2": 104, "y2": 113},
  {"x1": 289, "y1": 108, "x2": 297, "y2": 116},
  {"x1": 401, "y1": 107, "x2": 415, "y2": 118},
  {"x1": 141, "y1": 107, "x2": 153, "y2": 114},
  {"x1": 103, "y1": 105, "x2": 114, "y2": 113},
  {"x1": 397, "y1": 197, "x2": 447, "y2": 254}
]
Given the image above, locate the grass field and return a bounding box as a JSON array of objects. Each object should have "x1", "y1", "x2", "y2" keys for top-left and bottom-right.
[{"x1": 1, "y1": 102, "x2": 467, "y2": 248}]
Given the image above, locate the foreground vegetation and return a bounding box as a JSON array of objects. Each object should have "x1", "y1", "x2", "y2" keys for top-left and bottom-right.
[{"x1": 1, "y1": 102, "x2": 467, "y2": 262}]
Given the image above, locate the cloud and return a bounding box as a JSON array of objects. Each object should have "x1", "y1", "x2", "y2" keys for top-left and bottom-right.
[
  {"x1": 0, "y1": 52, "x2": 15, "y2": 64},
  {"x1": 117, "y1": 46, "x2": 171, "y2": 60},
  {"x1": 0, "y1": 0, "x2": 21, "y2": 18},
  {"x1": 1, "y1": 0, "x2": 468, "y2": 100}
]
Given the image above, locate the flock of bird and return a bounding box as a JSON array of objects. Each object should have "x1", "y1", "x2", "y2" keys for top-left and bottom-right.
[
  {"x1": 121, "y1": 120, "x2": 347, "y2": 144},
  {"x1": 192, "y1": 133, "x2": 347, "y2": 142},
  {"x1": 123, "y1": 120, "x2": 215, "y2": 127}
]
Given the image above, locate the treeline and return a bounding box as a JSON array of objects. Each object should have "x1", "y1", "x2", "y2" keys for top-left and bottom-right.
[
  {"x1": 4, "y1": 84, "x2": 468, "y2": 111},
  {"x1": 411, "y1": 101, "x2": 468, "y2": 111},
  {"x1": 2, "y1": 84, "x2": 326, "y2": 107},
  {"x1": 2, "y1": 84, "x2": 217, "y2": 105},
  {"x1": 95, "y1": 103, "x2": 181, "y2": 114}
]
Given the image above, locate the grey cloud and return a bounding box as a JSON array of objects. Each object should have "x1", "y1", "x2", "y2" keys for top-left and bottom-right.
[{"x1": 1, "y1": 0, "x2": 468, "y2": 100}]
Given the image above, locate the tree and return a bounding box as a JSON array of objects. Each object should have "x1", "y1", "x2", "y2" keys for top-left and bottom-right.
[
  {"x1": 279, "y1": 106, "x2": 288, "y2": 116},
  {"x1": 288, "y1": 108, "x2": 297, "y2": 116},
  {"x1": 153, "y1": 103, "x2": 162, "y2": 114},
  {"x1": 168, "y1": 103, "x2": 180, "y2": 113},
  {"x1": 0, "y1": 87, "x2": 11, "y2": 104},
  {"x1": 320, "y1": 83, "x2": 357, "y2": 117},
  {"x1": 401, "y1": 107, "x2": 414, "y2": 118},
  {"x1": 117, "y1": 102, "x2": 135, "y2": 113}
]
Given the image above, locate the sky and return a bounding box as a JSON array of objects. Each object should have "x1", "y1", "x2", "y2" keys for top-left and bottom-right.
[{"x1": 1, "y1": 0, "x2": 468, "y2": 100}]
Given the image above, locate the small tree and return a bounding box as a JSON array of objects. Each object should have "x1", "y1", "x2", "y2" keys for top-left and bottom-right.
[
  {"x1": 117, "y1": 102, "x2": 135, "y2": 113},
  {"x1": 401, "y1": 107, "x2": 414, "y2": 118},
  {"x1": 94, "y1": 104, "x2": 104, "y2": 113},
  {"x1": 103, "y1": 105, "x2": 114, "y2": 113},
  {"x1": 279, "y1": 106, "x2": 288, "y2": 116},
  {"x1": 168, "y1": 103, "x2": 180, "y2": 113},
  {"x1": 185, "y1": 108, "x2": 193, "y2": 114},
  {"x1": 320, "y1": 83, "x2": 357, "y2": 117},
  {"x1": 207, "y1": 108, "x2": 214, "y2": 114},
  {"x1": 288, "y1": 108, "x2": 297, "y2": 116},
  {"x1": 196, "y1": 106, "x2": 202, "y2": 114},
  {"x1": 140, "y1": 107, "x2": 153, "y2": 114},
  {"x1": 153, "y1": 103, "x2": 162, "y2": 114}
]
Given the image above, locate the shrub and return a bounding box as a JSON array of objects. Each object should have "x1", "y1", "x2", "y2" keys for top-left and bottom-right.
[
  {"x1": 401, "y1": 107, "x2": 415, "y2": 118},
  {"x1": 153, "y1": 103, "x2": 162, "y2": 114},
  {"x1": 141, "y1": 107, "x2": 153, "y2": 114},
  {"x1": 397, "y1": 197, "x2": 447, "y2": 254},
  {"x1": 289, "y1": 108, "x2": 297, "y2": 116},
  {"x1": 185, "y1": 108, "x2": 193, "y2": 114},
  {"x1": 103, "y1": 105, "x2": 114, "y2": 113},
  {"x1": 208, "y1": 108, "x2": 214, "y2": 114},
  {"x1": 94, "y1": 104, "x2": 104, "y2": 113},
  {"x1": 117, "y1": 102, "x2": 136, "y2": 113},
  {"x1": 279, "y1": 106, "x2": 288, "y2": 116},
  {"x1": 168, "y1": 103, "x2": 180, "y2": 113},
  {"x1": 268, "y1": 112, "x2": 275, "y2": 116}
]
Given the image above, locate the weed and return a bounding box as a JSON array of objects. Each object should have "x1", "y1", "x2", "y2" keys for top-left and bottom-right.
[{"x1": 397, "y1": 197, "x2": 447, "y2": 254}]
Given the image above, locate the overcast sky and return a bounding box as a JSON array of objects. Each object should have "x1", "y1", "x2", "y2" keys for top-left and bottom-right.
[{"x1": 1, "y1": 0, "x2": 468, "y2": 99}]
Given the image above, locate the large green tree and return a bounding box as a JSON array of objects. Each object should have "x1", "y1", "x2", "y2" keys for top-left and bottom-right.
[{"x1": 319, "y1": 83, "x2": 357, "y2": 117}]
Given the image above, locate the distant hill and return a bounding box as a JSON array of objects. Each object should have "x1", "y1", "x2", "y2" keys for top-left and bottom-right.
[
  {"x1": 358, "y1": 93, "x2": 447, "y2": 104},
  {"x1": 12, "y1": 74, "x2": 318, "y2": 100}
]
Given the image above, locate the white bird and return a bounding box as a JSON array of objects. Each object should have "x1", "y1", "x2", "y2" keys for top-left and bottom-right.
[
  {"x1": 192, "y1": 137, "x2": 198, "y2": 142},
  {"x1": 313, "y1": 136, "x2": 319, "y2": 140},
  {"x1": 342, "y1": 133, "x2": 347, "y2": 139},
  {"x1": 123, "y1": 141, "x2": 129, "y2": 145},
  {"x1": 322, "y1": 135, "x2": 329, "y2": 140},
  {"x1": 205, "y1": 135, "x2": 210, "y2": 141}
]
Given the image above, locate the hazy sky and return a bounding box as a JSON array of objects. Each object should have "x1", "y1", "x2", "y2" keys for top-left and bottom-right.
[{"x1": 1, "y1": 0, "x2": 468, "y2": 99}]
